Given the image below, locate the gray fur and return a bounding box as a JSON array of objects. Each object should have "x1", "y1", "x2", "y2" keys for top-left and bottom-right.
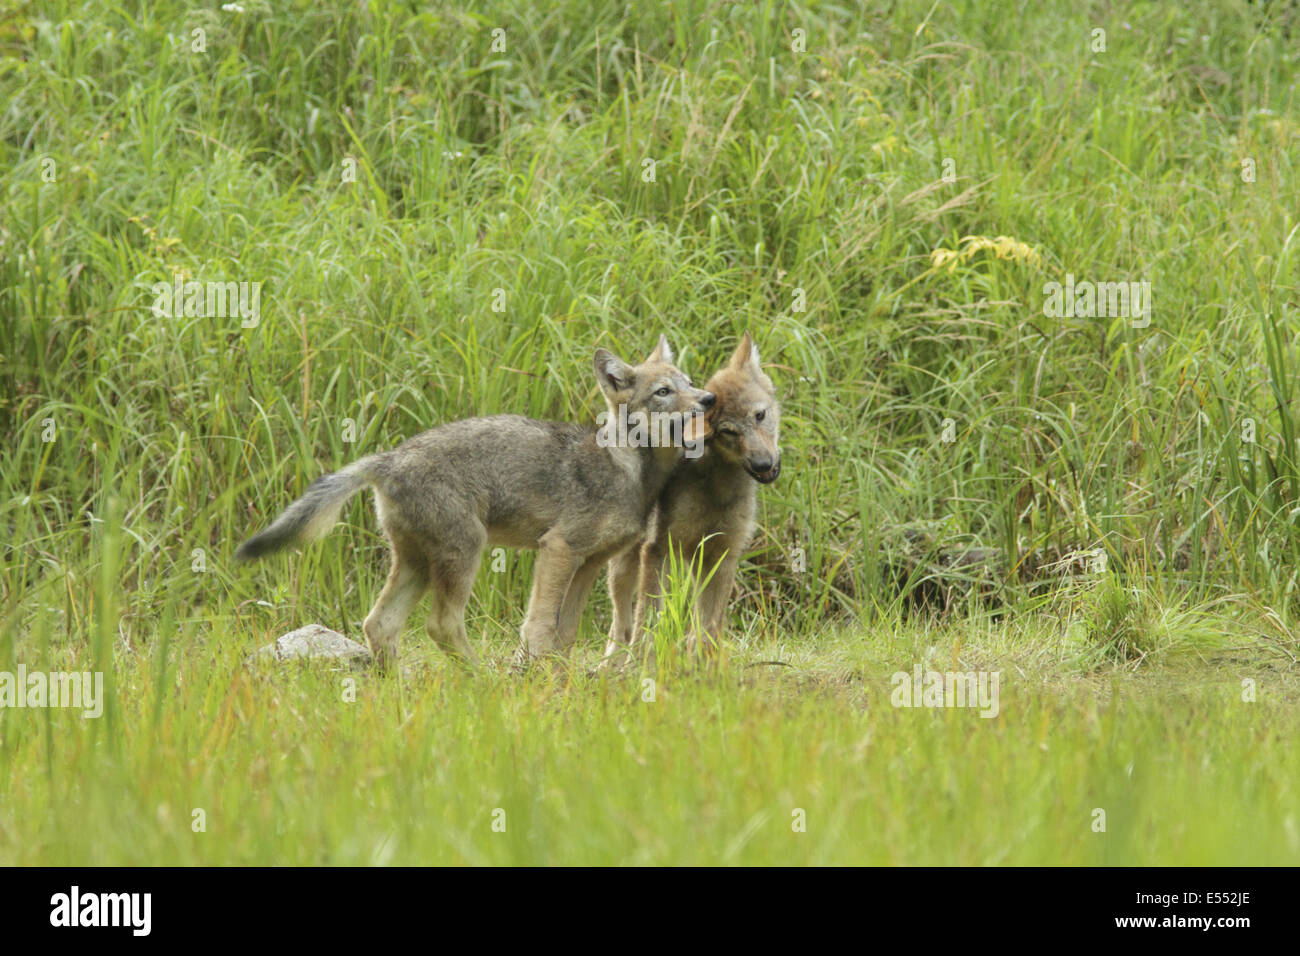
[
  {"x1": 602, "y1": 331, "x2": 782, "y2": 666},
  {"x1": 234, "y1": 458, "x2": 379, "y2": 561},
  {"x1": 235, "y1": 339, "x2": 714, "y2": 671}
]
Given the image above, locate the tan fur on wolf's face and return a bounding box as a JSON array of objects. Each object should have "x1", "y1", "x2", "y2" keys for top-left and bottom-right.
[
  {"x1": 701, "y1": 332, "x2": 781, "y2": 483},
  {"x1": 593, "y1": 335, "x2": 715, "y2": 445}
]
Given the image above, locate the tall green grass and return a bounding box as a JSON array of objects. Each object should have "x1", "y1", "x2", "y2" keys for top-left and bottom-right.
[{"x1": 4, "y1": 1, "x2": 1298, "y2": 643}]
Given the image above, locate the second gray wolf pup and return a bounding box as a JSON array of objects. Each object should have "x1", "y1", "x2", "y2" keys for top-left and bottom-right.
[
  {"x1": 234, "y1": 336, "x2": 714, "y2": 670},
  {"x1": 602, "y1": 331, "x2": 781, "y2": 666}
]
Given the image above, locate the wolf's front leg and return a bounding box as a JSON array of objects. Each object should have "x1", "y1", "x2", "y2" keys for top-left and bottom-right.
[
  {"x1": 518, "y1": 530, "x2": 579, "y2": 661},
  {"x1": 628, "y1": 537, "x2": 668, "y2": 666},
  {"x1": 600, "y1": 545, "x2": 642, "y2": 668},
  {"x1": 685, "y1": 545, "x2": 741, "y2": 659},
  {"x1": 555, "y1": 555, "x2": 604, "y2": 652}
]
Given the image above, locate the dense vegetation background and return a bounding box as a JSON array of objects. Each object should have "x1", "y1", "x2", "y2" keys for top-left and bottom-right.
[{"x1": 4, "y1": 0, "x2": 1299, "y2": 645}]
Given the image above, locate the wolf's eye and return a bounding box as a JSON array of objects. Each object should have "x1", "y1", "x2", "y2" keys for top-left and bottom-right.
[
  {"x1": 718, "y1": 427, "x2": 740, "y2": 437},
  {"x1": 655, "y1": 387, "x2": 672, "y2": 397},
  {"x1": 756, "y1": 409, "x2": 766, "y2": 423}
]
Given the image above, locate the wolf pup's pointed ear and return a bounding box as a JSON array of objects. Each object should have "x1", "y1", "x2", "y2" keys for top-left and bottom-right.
[
  {"x1": 594, "y1": 348, "x2": 635, "y2": 393},
  {"x1": 645, "y1": 334, "x2": 673, "y2": 365},
  {"x1": 729, "y1": 331, "x2": 761, "y2": 374}
]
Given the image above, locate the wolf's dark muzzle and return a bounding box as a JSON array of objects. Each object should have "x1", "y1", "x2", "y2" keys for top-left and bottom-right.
[{"x1": 746, "y1": 456, "x2": 781, "y2": 484}]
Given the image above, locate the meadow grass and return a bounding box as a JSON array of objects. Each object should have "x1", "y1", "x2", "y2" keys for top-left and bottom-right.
[
  {"x1": 5, "y1": 618, "x2": 1298, "y2": 865},
  {"x1": 1, "y1": 0, "x2": 1297, "y2": 864}
]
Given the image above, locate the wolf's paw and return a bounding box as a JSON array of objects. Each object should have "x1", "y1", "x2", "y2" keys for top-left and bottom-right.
[
  {"x1": 596, "y1": 643, "x2": 634, "y2": 672},
  {"x1": 510, "y1": 644, "x2": 534, "y2": 674},
  {"x1": 511, "y1": 644, "x2": 576, "y2": 676}
]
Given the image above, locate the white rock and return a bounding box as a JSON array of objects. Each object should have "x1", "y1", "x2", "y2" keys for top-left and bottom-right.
[{"x1": 257, "y1": 624, "x2": 372, "y2": 663}]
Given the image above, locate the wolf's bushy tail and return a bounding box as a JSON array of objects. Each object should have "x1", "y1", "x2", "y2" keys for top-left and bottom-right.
[{"x1": 234, "y1": 455, "x2": 383, "y2": 562}]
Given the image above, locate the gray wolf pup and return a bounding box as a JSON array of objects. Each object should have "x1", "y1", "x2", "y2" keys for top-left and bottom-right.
[
  {"x1": 602, "y1": 331, "x2": 781, "y2": 666},
  {"x1": 235, "y1": 337, "x2": 714, "y2": 670}
]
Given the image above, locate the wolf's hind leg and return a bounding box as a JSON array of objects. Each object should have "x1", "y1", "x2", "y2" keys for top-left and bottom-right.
[
  {"x1": 426, "y1": 597, "x2": 478, "y2": 666},
  {"x1": 363, "y1": 540, "x2": 430, "y2": 672},
  {"x1": 425, "y1": 523, "x2": 485, "y2": 666}
]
